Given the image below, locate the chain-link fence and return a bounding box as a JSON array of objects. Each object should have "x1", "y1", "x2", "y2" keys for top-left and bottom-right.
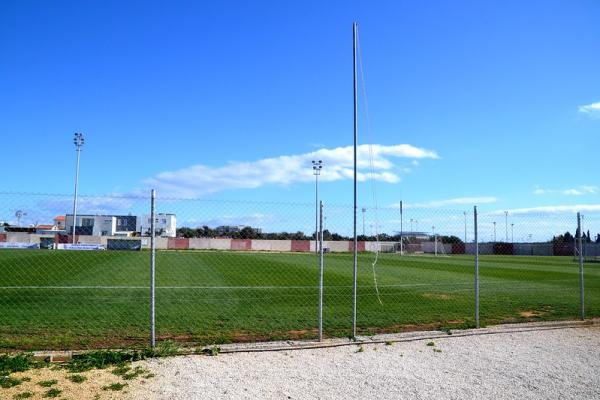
[{"x1": 1, "y1": 191, "x2": 599, "y2": 350}]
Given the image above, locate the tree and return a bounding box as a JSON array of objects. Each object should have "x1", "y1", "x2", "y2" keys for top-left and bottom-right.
[{"x1": 439, "y1": 235, "x2": 464, "y2": 244}]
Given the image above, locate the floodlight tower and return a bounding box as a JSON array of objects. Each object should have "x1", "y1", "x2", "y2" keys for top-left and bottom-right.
[
  {"x1": 312, "y1": 160, "x2": 323, "y2": 254},
  {"x1": 511, "y1": 223, "x2": 514, "y2": 244},
  {"x1": 15, "y1": 210, "x2": 27, "y2": 227},
  {"x1": 504, "y1": 211, "x2": 508, "y2": 242},
  {"x1": 361, "y1": 208, "x2": 366, "y2": 236},
  {"x1": 463, "y1": 211, "x2": 467, "y2": 243},
  {"x1": 71, "y1": 132, "x2": 85, "y2": 244},
  {"x1": 493, "y1": 221, "x2": 497, "y2": 242}
]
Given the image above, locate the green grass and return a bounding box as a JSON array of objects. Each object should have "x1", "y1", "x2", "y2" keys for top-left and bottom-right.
[{"x1": 0, "y1": 249, "x2": 599, "y2": 350}]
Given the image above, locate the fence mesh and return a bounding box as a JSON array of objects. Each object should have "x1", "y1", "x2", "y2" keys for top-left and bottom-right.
[{"x1": 0, "y1": 191, "x2": 599, "y2": 350}]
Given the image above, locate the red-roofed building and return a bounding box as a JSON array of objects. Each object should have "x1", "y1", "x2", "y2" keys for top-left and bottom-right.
[{"x1": 54, "y1": 216, "x2": 66, "y2": 230}]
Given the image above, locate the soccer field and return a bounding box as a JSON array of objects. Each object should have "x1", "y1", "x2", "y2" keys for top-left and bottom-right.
[{"x1": 1, "y1": 249, "x2": 599, "y2": 350}]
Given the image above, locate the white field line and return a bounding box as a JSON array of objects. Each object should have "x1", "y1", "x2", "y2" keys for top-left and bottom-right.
[{"x1": 0, "y1": 279, "x2": 576, "y2": 290}]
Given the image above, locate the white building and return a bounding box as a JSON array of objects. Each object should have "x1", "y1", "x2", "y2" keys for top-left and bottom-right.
[
  {"x1": 65, "y1": 214, "x2": 139, "y2": 237},
  {"x1": 140, "y1": 213, "x2": 177, "y2": 237}
]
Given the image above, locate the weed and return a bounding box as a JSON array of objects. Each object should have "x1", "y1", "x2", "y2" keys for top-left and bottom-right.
[
  {"x1": 426, "y1": 342, "x2": 435, "y2": 347},
  {"x1": 384, "y1": 341, "x2": 393, "y2": 346},
  {"x1": 143, "y1": 373, "x2": 156, "y2": 379},
  {"x1": 38, "y1": 380, "x2": 58, "y2": 388},
  {"x1": 149, "y1": 341, "x2": 180, "y2": 357},
  {"x1": 111, "y1": 364, "x2": 131, "y2": 376},
  {"x1": 66, "y1": 350, "x2": 147, "y2": 373},
  {"x1": 0, "y1": 354, "x2": 44, "y2": 376},
  {"x1": 43, "y1": 388, "x2": 62, "y2": 398},
  {"x1": 433, "y1": 349, "x2": 442, "y2": 353},
  {"x1": 67, "y1": 374, "x2": 87, "y2": 383},
  {"x1": 200, "y1": 347, "x2": 221, "y2": 356},
  {"x1": 1, "y1": 376, "x2": 23, "y2": 389},
  {"x1": 355, "y1": 345, "x2": 364, "y2": 353},
  {"x1": 13, "y1": 392, "x2": 33, "y2": 399},
  {"x1": 102, "y1": 382, "x2": 127, "y2": 391},
  {"x1": 122, "y1": 366, "x2": 148, "y2": 380},
  {"x1": 20, "y1": 377, "x2": 31, "y2": 382}
]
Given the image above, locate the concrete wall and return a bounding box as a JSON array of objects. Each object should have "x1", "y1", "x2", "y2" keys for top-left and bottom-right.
[
  {"x1": 252, "y1": 239, "x2": 292, "y2": 252},
  {"x1": 421, "y1": 242, "x2": 452, "y2": 254},
  {"x1": 6, "y1": 232, "x2": 594, "y2": 256}
]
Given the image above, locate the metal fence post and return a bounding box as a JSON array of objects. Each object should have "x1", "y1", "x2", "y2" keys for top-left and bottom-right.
[
  {"x1": 474, "y1": 206, "x2": 480, "y2": 328},
  {"x1": 319, "y1": 201, "x2": 324, "y2": 341},
  {"x1": 150, "y1": 189, "x2": 156, "y2": 348},
  {"x1": 578, "y1": 212, "x2": 585, "y2": 320}
]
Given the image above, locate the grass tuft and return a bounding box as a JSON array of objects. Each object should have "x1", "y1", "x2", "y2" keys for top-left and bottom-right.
[
  {"x1": 1, "y1": 376, "x2": 23, "y2": 389},
  {"x1": 37, "y1": 379, "x2": 58, "y2": 388},
  {"x1": 67, "y1": 374, "x2": 87, "y2": 383},
  {"x1": 13, "y1": 392, "x2": 34, "y2": 399},
  {"x1": 43, "y1": 388, "x2": 62, "y2": 398},
  {"x1": 102, "y1": 382, "x2": 127, "y2": 391}
]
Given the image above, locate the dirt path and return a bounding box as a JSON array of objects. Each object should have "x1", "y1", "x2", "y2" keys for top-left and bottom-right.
[{"x1": 127, "y1": 325, "x2": 600, "y2": 399}]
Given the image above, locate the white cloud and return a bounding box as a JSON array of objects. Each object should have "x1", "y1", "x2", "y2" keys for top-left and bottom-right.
[
  {"x1": 578, "y1": 101, "x2": 600, "y2": 118},
  {"x1": 144, "y1": 144, "x2": 438, "y2": 198},
  {"x1": 401, "y1": 196, "x2": 498, "y2": 209},
  {"x1": 533, "y1": 185, "x2": 597, "y2": 196},
  {"x1": 533, "y1": 186, "x2": 551, "y2": 195},
  {"x1": 489, "y1": 204, "x2": 600, "y2": 216},
  {"x1": 562, "y1": 186, "x2": 598, "y2": 196}
]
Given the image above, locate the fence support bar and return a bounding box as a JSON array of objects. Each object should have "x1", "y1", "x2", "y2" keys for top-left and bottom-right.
[
  {"x1": 319, "y1": 201, "x2": 324, "y2": 341},
  {"x1": 474, "y1": 206, "x2": 479, "y2": 328},
  {"x1": 150, "y1": 189, "x2": 156, "y2": 348},
  {"x1": 578, "y1": 212, "x2": 585, "y2": 320}
]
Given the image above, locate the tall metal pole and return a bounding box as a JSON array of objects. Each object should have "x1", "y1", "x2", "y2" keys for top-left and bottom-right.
[
  {"x1": 504, "y1": 211, "x2": 508, "y2": 242},
  {"x1": 577, "y1": 212, "x2": 585, "y2": 320},
  {"x1": 432, "y1": 226, "x2": 437, "y2": 256},
  {"x1": 362, "y1": 208, "x2": 366, "y2": 236},
  {"x1": 400, "y1": 201, "x2": 403, "y2": 255},
  {"x1": 463, "y1": 211, "x2": 467, "y2": 244},
  {"x1": 71, "y1": 133, "x2": 84, "y2": 244},
  {"x1": 315, "y1": 172, "x2": 318, "y2": 253},
  {"x1": 474, "y1": 206, "x2": 479, "y2": 328},
  {"x1": 511, "y1": 223, "x2": 514, "y2": 244},
  {"x1": 150, "y1": 189, "x2": 156, "y2": 348},
  {"x1": 493, "y1": 221, "x2": 496, "y2": 242},
  {"x1": 312, "y1": 160, "x2": 322, "y2": 254},
  {"x1": 351, "y1": 21, "x2": 359, "y2": 339},
  {"x1": 318, "y1": 201, "x2": 324, "y2": 341}
]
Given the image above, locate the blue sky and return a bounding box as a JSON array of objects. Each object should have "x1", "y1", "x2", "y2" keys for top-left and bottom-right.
[{"x1": 1, "y1": 1, "x2": 599, "y2": 236}]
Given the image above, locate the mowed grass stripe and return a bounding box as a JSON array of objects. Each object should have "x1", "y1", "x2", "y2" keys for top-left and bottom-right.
[{"x1": 0, "y1": 249, "x2": 599, "y2": 349}]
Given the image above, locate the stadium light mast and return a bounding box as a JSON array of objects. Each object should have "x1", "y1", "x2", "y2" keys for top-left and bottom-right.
[
  {"x1": 511, "y1": 223, "x2": 514, "y2": 244},
  {"x1": 361, "y1": 208, "x2": 366, "y2": 236},
  {"x1": 432, "y1": 226, "x2": 437, "y2": 256},
  {"x1": 504, "y1": 211, "x2": 508, "y2": 242},
  {"x1": 71, "y1": 132, "x2": 85, "y2": 244},
  {"x1": 493, "y1": 221, "x2": 496, "y2": 242},
  {"x1": 312, "y1": 160, "x2": 323, "y2": 254},
  {"x1": 463, "y1": 211, "x2": 467, "y2": 243}
]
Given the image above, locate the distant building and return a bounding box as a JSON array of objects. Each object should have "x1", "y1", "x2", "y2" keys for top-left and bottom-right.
[
  {"x1": 53, "y1": 216, "x2": 66, "y2": 230},
  {"x1": 65, "y1": 214, "x2": 139, "y2": 236},
  {"x1": 141, "y1": 213, "x2": 177, "y2": 237},
  {"x1": 35, "y1": 224, "x2": 59, "y2": 234},
  {"x1": 215, "y1": 225, "x2": 247, "y2": 235}
]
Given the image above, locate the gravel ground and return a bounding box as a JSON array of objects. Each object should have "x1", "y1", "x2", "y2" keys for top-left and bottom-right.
[{"x1": 129, "y1": 326, "x2": 600, "y2": 399}]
